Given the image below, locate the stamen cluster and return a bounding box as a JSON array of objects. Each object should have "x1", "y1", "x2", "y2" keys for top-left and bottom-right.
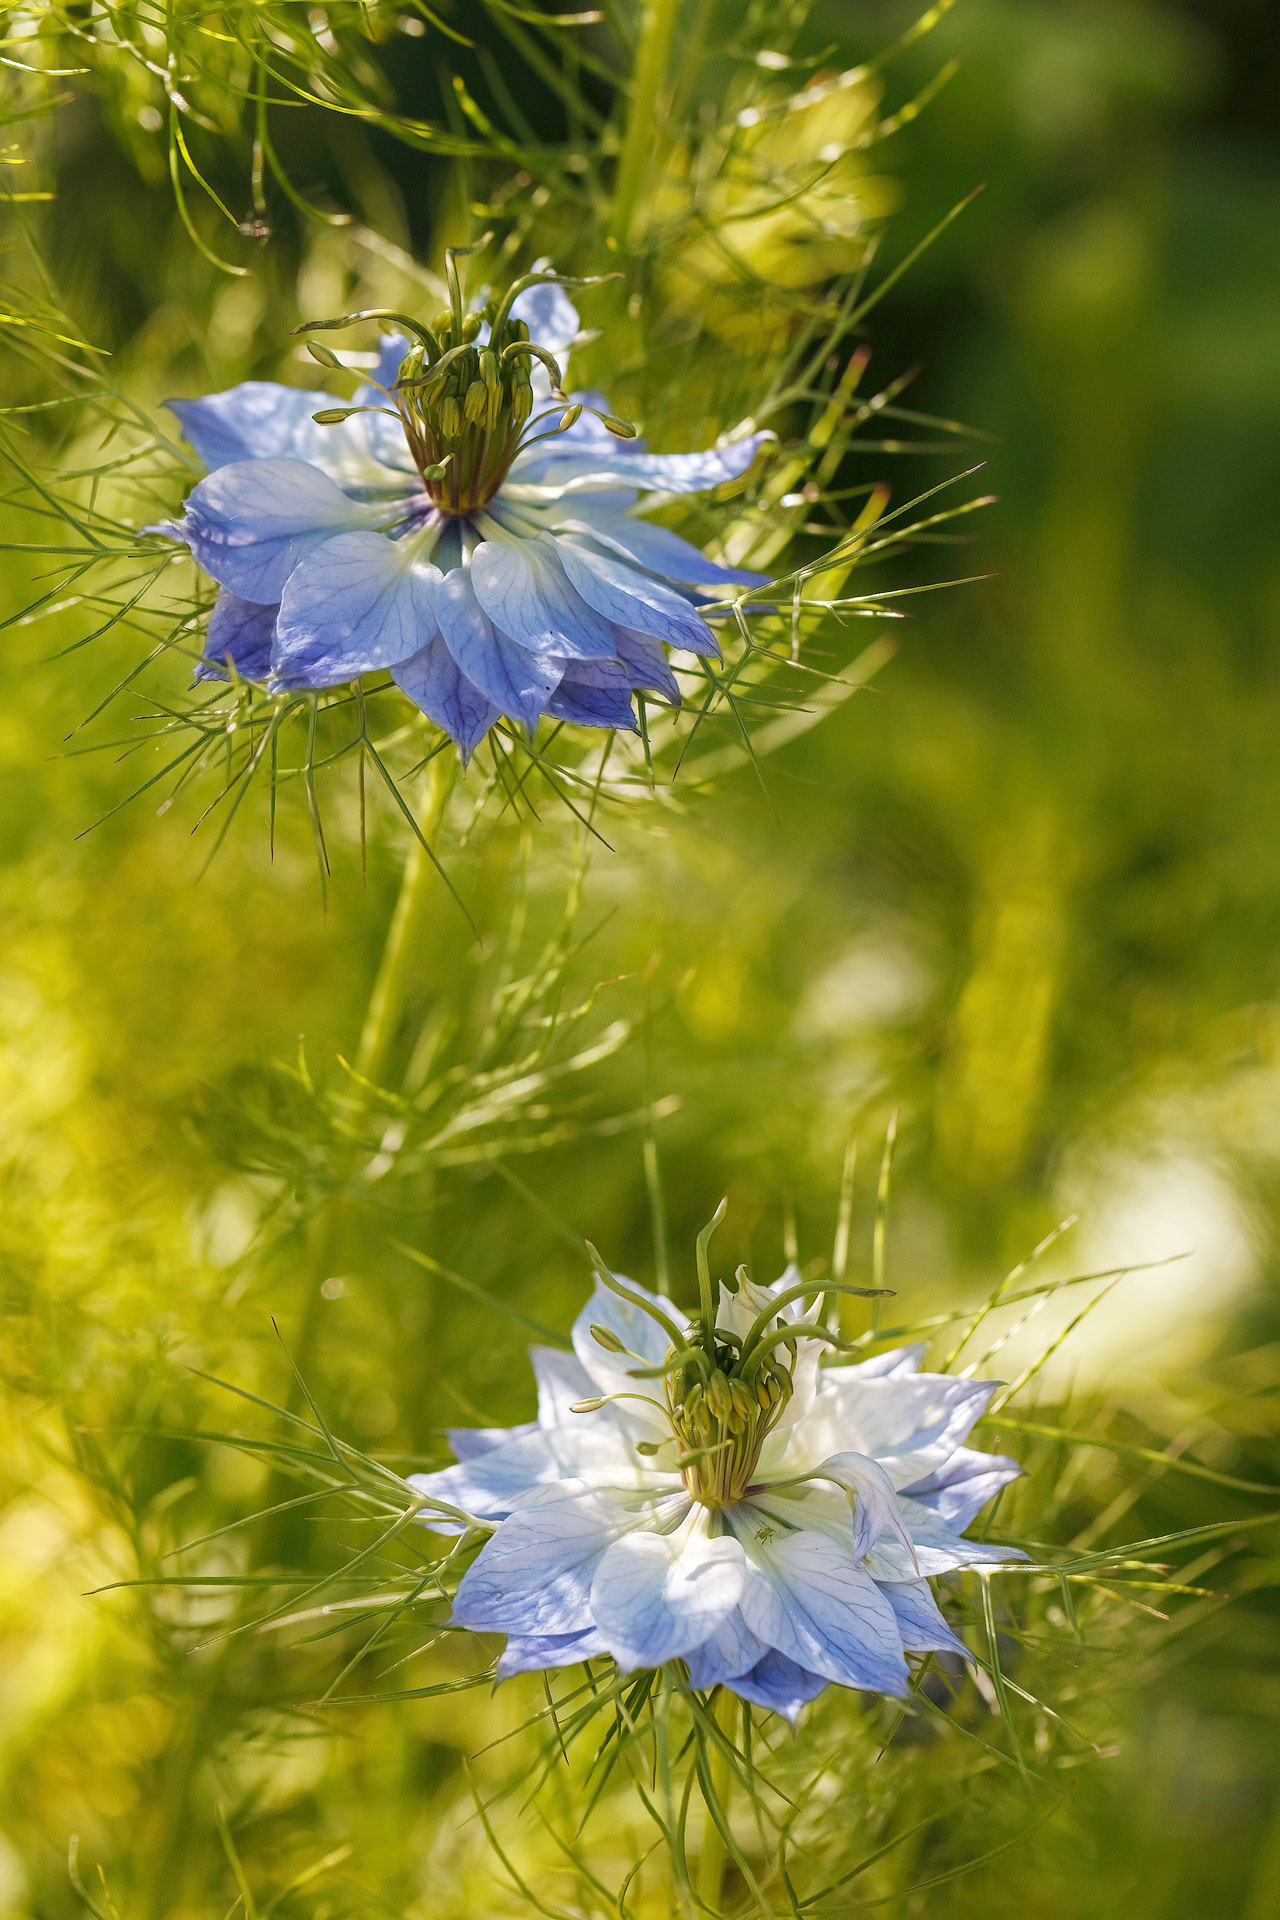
[
  {"x1": 664, "y1": 1327, "x2": 794, "y2": 1508},
  {"x1": 395, "y1": 302, "x2": 538, "y2": 515}
]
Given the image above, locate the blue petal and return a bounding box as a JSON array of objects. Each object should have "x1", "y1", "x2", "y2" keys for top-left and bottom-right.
[
  {"x1": 168, "y1": 384, "x2": 337, "y2": 472},
  {"x1": 433, "y1": 569, "x2": 561, "y2": 729},
  {"x1": 612, "y1": 629, "x2": 681, "y2": 703},
  {"x1": 496, "y1": 1626, "x2": 608, "y2": 1677},
  {"x1": 179, "y1": 457, "x2": 387, "y2": 602},
  {"x1": 367, "y1": 333, "x2": 410, "y2": 391},
  {"x1": 727, "y1": 1651, "x2": 828, "y2": 1722},
  {"x1": 880, "y1": 1580, "x2": 968, "y2": 1657},
  {"x1": 169, "y1": 382, "x2": 404, "y2": 487},
  {"x1": 510, "y1": 281, "x2": 580, "y2": 357},
  {"x1": 354, "y1": 337, "x2": 419, "y2": 474},
  {"x1": 547, "y1": 659, "x2": 637, "y2": 731},
  {"x1": 552, "y1": 391, "x2": 615, "y2": 447},
  {"x1": 551, "y1": 535, "x2": 720, "y2": 656},
  {"x1": 900, "y1": 1448, "x2": 1023, "y2": 1532},
  {"x1": 561, "y1": 511, "x2": 768, "y2": 591},
  {"x1": 392, "y1": 635, "x2": 499, "y2": 762},
  {"x1": 470, "y1": 529, "x2": 618, "y2": 660},
  {"x1": 447, "y1": 1424, "x2": 536, "y2": 1462},
  {"x1": 195, "y1": 591, "x2": 276, "y2": 683},
  {"x1": 272, "y1": 531, "x2": 436, "y2": 687}
]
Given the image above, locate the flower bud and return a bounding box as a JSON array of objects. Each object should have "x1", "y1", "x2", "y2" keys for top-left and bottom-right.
[{"x1": 397, "y1": 343, "x2": 427, "y2": 389}]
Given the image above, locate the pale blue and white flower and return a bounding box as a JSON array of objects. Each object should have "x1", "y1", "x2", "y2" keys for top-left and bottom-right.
[
  {"x1": 163, "y1": 274, "x2": 770, "y2": 760},
  {"x1": 410, "y1": 1262, "x2": 1025, "y2": 1720}
]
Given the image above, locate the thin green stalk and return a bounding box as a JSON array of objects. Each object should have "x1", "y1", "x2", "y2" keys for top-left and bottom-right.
[
  {"x1": 696, "y1": 1688, "x2": 737, "y2": 1912},
  {"x1": 287, "y1": 752, "x2": 457, "y2": 1399},
  {"x1": 610, "y1": 0, "x2": 682, "y2": 247},
  {"x1": 354, "y1": 754, "x2": 457, "y2": 1088}
]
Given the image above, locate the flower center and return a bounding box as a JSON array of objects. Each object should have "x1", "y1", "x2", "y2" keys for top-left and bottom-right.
[
  {"x1": 667, "y1": 1345, "x2": 792, "y2": 1510},
  {"x1": 394, "y1": 305, "x2": 538, "y2": 517}
]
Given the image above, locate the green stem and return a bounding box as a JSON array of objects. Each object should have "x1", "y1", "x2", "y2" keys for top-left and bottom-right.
[
  {"x1": 288, "y1": 753, "x2": 456, "y2": 1394},
  {"x1": 610, "y1": 0, "x2": 681, "y2": 247},
  {"x1": 696, "y1": 1688, "x2": 737, "y2": 1912},
  {"x1": 355, "y1": 754, "x2": 456, "y2": 1087}
]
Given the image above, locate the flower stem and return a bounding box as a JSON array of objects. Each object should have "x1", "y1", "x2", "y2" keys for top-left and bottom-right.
[
  {"x1": 284, "y1": 752, "x2": 456, "y2": 1411},
  {"x1": 610, "y1": 0, "x2": 681, "y2": 247},
  {"x1": 696, "y1": 1688, "x2": 737, "y2": 1912},
  {"x1": 354, "y1": 753, "x2": 456, "y2": 1087}
]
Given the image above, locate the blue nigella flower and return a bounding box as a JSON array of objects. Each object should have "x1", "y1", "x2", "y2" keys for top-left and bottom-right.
[
  {"x1": 163, "y1": 273, "x2": 770, "y2": 761},
  {"x1": 409, "y1": 1263, "x2": 1026, "y2": 1721}
]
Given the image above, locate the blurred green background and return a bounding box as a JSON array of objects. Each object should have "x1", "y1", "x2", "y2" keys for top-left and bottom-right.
[{"x1": 1, "y1": 2, "x2": 1277, "y2": 1916}]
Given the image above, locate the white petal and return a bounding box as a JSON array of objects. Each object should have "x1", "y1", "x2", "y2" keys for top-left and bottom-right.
[
  {"x1": 866, "y1": 1507, "x2": 1029, "y2": 1580},
  {"x1": 408, "y1": 1422, "x2": 644, "y2": 1529},
  {"x1": 451, "y1": 1490, "x2": 631, "y2": 1636},
  {"x1": 570, "y1": 1274, "x2": 688, "y2": 1437},
  {"x1": 735, "y1": 1523, "x2": 909, "y2": 1696},
  {"x1": 530, "y1": 1345, "x2": 598, "y2": 1428},
  {"x1": 843, "y1": 1344, "x2": 927, "y2": 1379},
  {"x1": 448, "y1": 1423, "x2": 535, "y2": 1461},
  {"x1": 590, "y1": 1505, "x2": 743, "y2": 1669},
  {"x1": 683, "y1": 1608, "x2": 768, "y2": 1689},
  {"x1": 779, "y1": 1371, "x2": 998, "y2": 1487},
  {"x1": 806, "y1": 1450, "x2": 918, "y2": 1563}
]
